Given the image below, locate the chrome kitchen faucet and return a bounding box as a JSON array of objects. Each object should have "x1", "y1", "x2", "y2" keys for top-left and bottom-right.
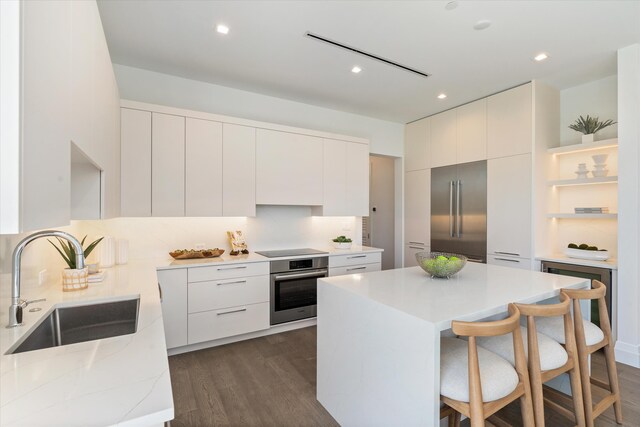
[{"x1": 7, "y1": 230, "x2": 85, "y2": 328}]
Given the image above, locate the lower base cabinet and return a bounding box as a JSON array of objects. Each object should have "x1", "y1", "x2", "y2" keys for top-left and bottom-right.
[
  {"x1": 188, "y1": 302, "x2": 269, "y2": 344},
  {"x1": 157, "y1": 269, "x2": 188, "y2": 349},
  {"x1": 404, "y1": 244, "x2": 428, "y2": 267},
  {"x1": 329, "y1": 263, "x2": 381, "y2": 276},
  {"x1": 487, "y1": 254, "x2": 532, "y2": 270}
]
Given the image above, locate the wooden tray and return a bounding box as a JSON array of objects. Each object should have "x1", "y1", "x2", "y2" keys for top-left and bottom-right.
[{"x1": 169, "y1": 249, "x2": 225, "y2": 259}]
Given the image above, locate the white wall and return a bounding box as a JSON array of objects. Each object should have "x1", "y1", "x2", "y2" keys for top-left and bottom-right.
[
  {"x1": 560, "y1": 75, "x2": 618, "y2": 146},
  {"x1": 616, "y1": 44, "x2": 640, "y2": 368},
  {"x1": 113, "y1": 64, "x2": 404, "y2": 158},
  {"x1": 77, "y1": 206, "x2": 361, "y2": 262}
]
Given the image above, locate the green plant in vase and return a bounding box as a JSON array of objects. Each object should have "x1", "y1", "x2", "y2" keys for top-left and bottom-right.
[
  {"x1": 48, "y1": 235, "x2": 103, "y2": 269},
  {"x1": 568, "y1": 115, "x2": 616, "y2": 143},
  {"x1": 49, "y1": 235, "x2": 103, "y2": 291}
]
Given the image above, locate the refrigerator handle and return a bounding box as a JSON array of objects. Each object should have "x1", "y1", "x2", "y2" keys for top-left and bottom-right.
[
  {"x1": 456, "y1": 180, "x2": 461, "y2": 238},
  {"x1": 449, "y1": 181, "x2": 454, "y2": 237}
]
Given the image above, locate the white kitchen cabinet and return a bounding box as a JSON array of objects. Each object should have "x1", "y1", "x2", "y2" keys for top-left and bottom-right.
[
  {"x1": 319, "y1": 139, "x2": 369, "y2": 216},
  {"x1": 487, "y1": 84, "x2": 532, "y2": 159},
  {"x1": 188, "y1": 262, "x2": 269, "y2": 282},
  {"x1": 404, "y1": 244, "x2": 428, "y2": 268},
  {"x1": 121, "y1": 108, "x2": 152, "y2": 217},
  {"x1": 487, "y1": 154, "x2": 532, "y2": 259},
  {"x1": 223, "y1": 123, "x2": 256, "y2": 216},
  {"x1": 188, "y1": 275, "x2": 269, "y2": 313},
  {"x1": 188, "y1": 302, "x2": 270, "y2": 344},
  {"x1": 346, "y1": 142, "x2": 370, "y2": 216},
  {"x1": 185, "y1": 118, "x2": 223, "y2": 216},
  {"x1": 256, "y1": 129, "x2": 323, "y2": 206},
  {"x1": 329, "y1": 252, "x2": 382, "y2": 268},
  {"x1": 405, "y1": 118, "x2": 430, "y2": 171},
  {"x1": 404, "y1": 169, "x2": 431, "y2": 248},
  {"x1": 152, "y1": 113, "x2": 185, "y2": 217},
  {"x1": 430, "y1": 109, "x2": 457, "y2": 168},
  {"x1": 158, "y1": 268, "x2": 188, "y2": 349},
  {"x1": 329, "y1": 263, "x2": 381, "y2": 277},
  {"x1": 487, "y1": 255, "x2": 532, "y2": 270},
  {"x1": 456, "y1": 99, "x2": 487, "y2": 164}
]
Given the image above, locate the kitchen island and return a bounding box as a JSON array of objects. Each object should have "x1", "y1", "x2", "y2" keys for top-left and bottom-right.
[{"x1": 316, "y1": 263, "x2": 590, "y2": 426}]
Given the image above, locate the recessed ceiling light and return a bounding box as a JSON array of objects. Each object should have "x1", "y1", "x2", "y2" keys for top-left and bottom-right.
[
  {"x1": 473, "y1": 20, "x2": 491, "y2": 30},
  {"x1": 445, "y1": 1, "x2": 458, "y2": 10},
  {"x1": 216, "y1": 24, "x2": 229, "y2": 35},
  {"x1": 437, "y1": 93, "x2": 447, "y2": 99},
  {"x1": 351, "y1": 66, "x2": 362, "y2": 74},
  {"x1": 534, "y1": 53, "x2": 549, "y2": 61}
]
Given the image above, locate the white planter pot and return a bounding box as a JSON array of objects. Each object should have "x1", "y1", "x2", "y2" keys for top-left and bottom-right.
[
  {"x1": 332, "y1": 242, "x2": 352, "y2": 249},
  {"x1": 582, "y1": 134, "x2": 595, "y2": 144},
  {"x1": 62, "y1": 267, "x2": 89, "y2": 292}
]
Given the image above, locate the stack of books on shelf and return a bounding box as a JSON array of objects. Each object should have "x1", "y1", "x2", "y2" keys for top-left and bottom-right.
[{"x1": 574, "y1": 207, "x2": 609, "y2": 214}]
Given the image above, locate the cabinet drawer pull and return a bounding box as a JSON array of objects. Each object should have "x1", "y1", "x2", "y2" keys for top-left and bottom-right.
[
  {"x1": 495, "y1": 251, "x2": 520, "y2": 257},
  {"x1": 495, "y1": 257, "x2": 520, "y2": 263},
  {"x1": 216, "y1": 307, "x2": 247, "y2": 315},
  {"x1": 217, "y1": 265, "x2": 247, "y2": 271},
  {"x1": 346, "y1": 266, "x2": 367, "y2": 271},
  {"x1": 409, "y1": 246, "x2": 425, "y2": 250},
  {"x1": 408, "y1": 241, "x2": 425, "y2": 245},
  {"x1": 347, "y1": 255, "x2": 366, "y2": 259},
  {"x1": 158, "y1": 283, "x2": 163, "y2": 302},
  {"x1": 217, "y1": 280, "x2": 246, "y2": 286}
]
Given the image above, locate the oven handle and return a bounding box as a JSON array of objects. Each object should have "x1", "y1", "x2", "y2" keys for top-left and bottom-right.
[{"x1": 274, "y1": 269, "x2": 327, "y2": 281}]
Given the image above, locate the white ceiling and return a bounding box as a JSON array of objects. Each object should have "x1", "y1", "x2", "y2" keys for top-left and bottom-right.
[{"x1": 97, "y1": 0, "x2": 640, "y2": 123}]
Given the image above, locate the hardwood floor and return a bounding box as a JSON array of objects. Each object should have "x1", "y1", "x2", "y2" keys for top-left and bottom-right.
[{"x1": 169, "y1": 326, "x2": 639, "y2": 426}]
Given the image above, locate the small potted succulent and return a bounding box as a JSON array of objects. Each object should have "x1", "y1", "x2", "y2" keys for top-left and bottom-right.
[
  {"x1": 332, "y1": 235, "x2": 352, "y2": 249},
  {"x1": 568, "y1": 115, "x2": 617, "y2": 144},
  {"x1": 49, "y1": 235, "x2": 103, "y2": 291}
]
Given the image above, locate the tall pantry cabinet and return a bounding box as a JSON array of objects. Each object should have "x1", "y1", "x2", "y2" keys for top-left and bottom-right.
[{"x1": 403, "y1": 82, "x2": 558, "y2": 269}]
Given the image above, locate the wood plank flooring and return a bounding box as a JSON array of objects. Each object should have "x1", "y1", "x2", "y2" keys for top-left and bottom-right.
[{"x1": 169, "y1": 326, "x2": 640, "y2": 426}]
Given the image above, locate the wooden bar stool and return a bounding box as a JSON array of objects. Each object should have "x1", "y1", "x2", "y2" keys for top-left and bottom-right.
[
  {"x1": 477, "y1": 292, "x2": 585, "y2": 426},
  {"x1": 536, "y1": 280, "x2": 622, "y2": 427},
  {"x1": 440, "y1": 304, "x2": 535, "y2": 427}
]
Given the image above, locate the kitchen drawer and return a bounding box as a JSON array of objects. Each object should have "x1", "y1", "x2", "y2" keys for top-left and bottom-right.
[
  {"x1": 188, "y1": 262, "x2": 269, "y2": 282},
  {"x1": 487, "y1": 255, "x2": 532, "y2": 270},
  {"x1": 188, "y1": 275, "x2": 269, "y2": 313},
  {"x1": 329, "y1": 252, "x2": 382, "y2": 268},
  {"x1": 329, "y1": 262, "x2": 381, "y2": 277},
  {"x1": 188, "y1": 302, "x2": 269, "y2": 344}
]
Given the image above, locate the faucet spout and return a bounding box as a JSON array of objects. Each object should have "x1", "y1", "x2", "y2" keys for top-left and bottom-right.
[{"x1": 7, "y1": 230, "x2": 85, "y2": 328}]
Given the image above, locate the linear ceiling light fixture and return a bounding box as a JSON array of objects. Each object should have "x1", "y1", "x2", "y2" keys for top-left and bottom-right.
[{"x1": 305, "y1": 32, "x2": 430, "y2": 78}]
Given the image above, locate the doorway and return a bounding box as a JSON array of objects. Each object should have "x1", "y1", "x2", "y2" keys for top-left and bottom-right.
[{"x1": 365, "y1": 155, "x2": 396, "y2": 270}]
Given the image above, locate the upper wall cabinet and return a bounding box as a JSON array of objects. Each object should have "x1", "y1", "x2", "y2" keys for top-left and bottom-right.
[
  {"x1": 222, "y1": 124, "x2": 256, "y2": 217},
  {"x1": 256, "y1": 129, "x2": 324, "y2": 206},
  {"x1": 456, "y1": 99, "x2": 487, "y2": 164},
  {"x1": 152, "y1": 113, "x2": 185, "y2": 217},
  {"x1": 487, "y1": 84, "x2": 532, "y2": 159},
  {"x1": 121, "y1": 108, "x2": 152, "y2": 216},
  {"x1": 0, "y1": 1, "x2": 120, "y2": 233},
  {"x1": 430, "y1": 109, "x2": 457, "y2": 168},
  {"x1": 185, "y1": 118, "x2": 223, "y2": 217},
  {"x1": 404, "y1": 118, "x2": 430, "y2": 171}
]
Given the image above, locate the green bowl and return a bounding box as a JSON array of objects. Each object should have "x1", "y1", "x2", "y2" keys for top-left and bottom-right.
[{"x1": 415, "y1": 251, "x2": 467, "y2": 278}]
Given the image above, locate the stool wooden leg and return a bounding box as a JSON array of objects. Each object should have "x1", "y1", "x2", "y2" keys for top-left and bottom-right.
[
  {"x1": 603, "y1": 343, "x2": 623, "y2": 424},
  {"x1": 574, "y1": 306, "x2": 595, "y2": 427},
  {"x1": 448, "y1": 411, "x2": 461, "y2": 427},
  {"x1": 568, "y1": 360, "x2": 586, "y2": 426}
]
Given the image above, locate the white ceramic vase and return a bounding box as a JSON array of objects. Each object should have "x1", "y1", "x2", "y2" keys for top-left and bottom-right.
[
  {"x1": 582, "y1": 134, "x2": 595, "y2": 144},
  {"x1": 62, "y1": 267, "x2": 89, "y2": 292}
]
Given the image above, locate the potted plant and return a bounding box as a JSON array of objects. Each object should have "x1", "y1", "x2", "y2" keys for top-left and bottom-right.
[
  {"x1": 332, "y1": 235, "x2": 353, "y2": 249},
  {"x1": 568, "y1": 115, "x2": 616, "y2": 144},
  {"x1": 49, "y1": 235, "x2": 103, "y2": 291}
]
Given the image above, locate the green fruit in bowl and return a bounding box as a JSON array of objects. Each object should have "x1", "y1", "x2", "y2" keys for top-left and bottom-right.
[{"x1": 437, "y1": 255, "x2": 448, "y2": 261}]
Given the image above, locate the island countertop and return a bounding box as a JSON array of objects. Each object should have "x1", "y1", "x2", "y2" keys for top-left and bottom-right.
[
  {"x1": 319, "y1": 262, "x2": 590, "y2": 330},
  {"x1": 316, "y1": 263, "x2": 590, "y2": 426}
]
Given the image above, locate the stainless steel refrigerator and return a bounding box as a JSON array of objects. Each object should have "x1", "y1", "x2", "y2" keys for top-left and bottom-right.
[{"x1": 431, "y1": 160, "x2": 487, "y2": 263}]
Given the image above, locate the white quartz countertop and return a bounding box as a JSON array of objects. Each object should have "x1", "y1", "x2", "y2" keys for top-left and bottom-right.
[
  {"x1": 536, "y1": 254, "x2": 618, "y2": 270},
  {"x1": 0, "y1": 261, "x2": 173, "y2": 427},
  {"x1": 318, "y1": 262, "x2": 590, "y2": 331},
  {"x1": 157, "y1": 245, "x2": 383, "y2": 270}
]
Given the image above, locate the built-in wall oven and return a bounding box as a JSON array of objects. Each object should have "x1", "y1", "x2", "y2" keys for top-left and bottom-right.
[
  {"x1": 255, "y1": 249, "x2": 329, "y2": 325},
  {"x1": 541, "y1": 260, "x2": 613, "y2": 328}
]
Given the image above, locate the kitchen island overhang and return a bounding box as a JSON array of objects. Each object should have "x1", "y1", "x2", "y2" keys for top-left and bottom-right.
[{"x1": 316, "y1": 263, "x2": 590, "y2": 426}]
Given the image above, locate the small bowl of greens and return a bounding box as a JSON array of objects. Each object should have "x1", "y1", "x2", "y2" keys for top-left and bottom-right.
[{"x1": 332, "y1": 235, "x2": 352, "y2": 249}]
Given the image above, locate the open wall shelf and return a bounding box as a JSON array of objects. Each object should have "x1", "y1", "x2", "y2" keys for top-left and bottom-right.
[
  {"x1": 547, "y1": 138, "x2": 618, "y2": 155},
  {"x1": 548, "y1": 176, "x2": 618, "y2": 187},
  {"x1": 547, "y1": 213, "x2": 618, "y2": 219}
]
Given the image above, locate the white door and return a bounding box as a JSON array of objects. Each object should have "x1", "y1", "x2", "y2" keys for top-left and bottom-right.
[
  {"x1": 456, "y1": 99, "x2": 487, "y2": 164},
  {"x1": 430, "y1": 109, "x2": 457, "y2": 168},
  {"x1": 487, "y1": 84, "x2": 532, "y2": 159},
  {"x1": 322, "y1": 138, "x2": 348, "y2": 215},
  {"x1": 405, "y1": 118, "x2": 430, "y2": 171},
  {"x1": 223, "y1": 123, "x2": 256, "y2": 216},
  {"x1": 152, "y1": 113, "x2": 185, "y2": 217},
  {"x1": 404, "y1": 169, "x2": 431, "y2": 248},
  {"x1": 185, "y1": 117, "x2": 223, "y2": 216},
  {"x1": 347, "y1": 142, "x2": 370, "y2": 216},
  {"x1": 120, "y1": 108, "x2": 152, "y2": 217}
]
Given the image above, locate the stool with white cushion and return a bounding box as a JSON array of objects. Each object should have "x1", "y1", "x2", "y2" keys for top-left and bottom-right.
[
  {"x1": 537, "y1": 281, "x2": 622, "y2": 427},
  {"x1": 477, "y1": 292, "x2": 585, "y2": 426},
  {"x1": 440, "y1": 304, "x2": 534, "y2": 427}
]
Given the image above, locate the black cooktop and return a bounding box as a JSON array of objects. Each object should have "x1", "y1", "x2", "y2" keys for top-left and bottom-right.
[{"x1": 255, "y1": 248, "x2": 328, "y2": 258}]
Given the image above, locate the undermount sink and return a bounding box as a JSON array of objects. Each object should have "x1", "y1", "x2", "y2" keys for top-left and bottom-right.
[{"x1": 7, "y1": 297, "x2": 139, "y2": 355}]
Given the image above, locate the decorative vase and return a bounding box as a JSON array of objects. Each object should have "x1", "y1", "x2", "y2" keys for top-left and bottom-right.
[
  {"x1": 582, "y1": 134, "x2": 595, "y2": 144},
  {"x1": 62, "y1": 267, "x2": 89, "y2": 292}
]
